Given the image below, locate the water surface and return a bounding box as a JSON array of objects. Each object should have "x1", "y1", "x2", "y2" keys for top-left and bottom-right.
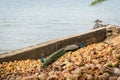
[{"x1": 0, "y1": 0, "x2": 120, "y2": 53}]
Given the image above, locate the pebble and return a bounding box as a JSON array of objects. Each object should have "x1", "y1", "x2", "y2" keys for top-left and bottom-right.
[
  {"x1": 38, "y1": 73, "x2": 47, "y2": 80},
  {"x1": 22, "y1": 75, "x2": 38, "y2": 80},
  {"x1": 113, "y1": 68, "x2": 120, "y2": 75},
  {"x1": 109, "y1": 76, "x2": 117, "y2": 80},
  {"x1": 117, "y1": 76, "x2": 120, "y2": 80}
]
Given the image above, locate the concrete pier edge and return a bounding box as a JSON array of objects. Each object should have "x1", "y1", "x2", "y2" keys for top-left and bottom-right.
[{"x1": 0, "y1": 27, "x2": 106, "y2": 63}]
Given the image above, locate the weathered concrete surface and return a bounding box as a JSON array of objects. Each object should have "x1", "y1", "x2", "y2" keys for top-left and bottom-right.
[{"x1": 0, "y1": 27, "x2": 106, "y2": 63}]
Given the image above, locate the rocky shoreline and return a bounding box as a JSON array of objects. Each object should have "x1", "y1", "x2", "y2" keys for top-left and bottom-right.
[{"x1": 0, "y1": 42, "x2": 120, "y2": 80}]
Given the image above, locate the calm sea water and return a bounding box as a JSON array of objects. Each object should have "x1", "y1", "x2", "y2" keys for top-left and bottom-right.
[{"x1": 0, "y1": 0, "x2": 120, "y2": 54}]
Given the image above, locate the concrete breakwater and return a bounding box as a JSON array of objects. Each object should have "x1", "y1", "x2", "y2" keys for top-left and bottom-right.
[{"x1": 0, "y1": 27, "x2": 106, "y2": 63}]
